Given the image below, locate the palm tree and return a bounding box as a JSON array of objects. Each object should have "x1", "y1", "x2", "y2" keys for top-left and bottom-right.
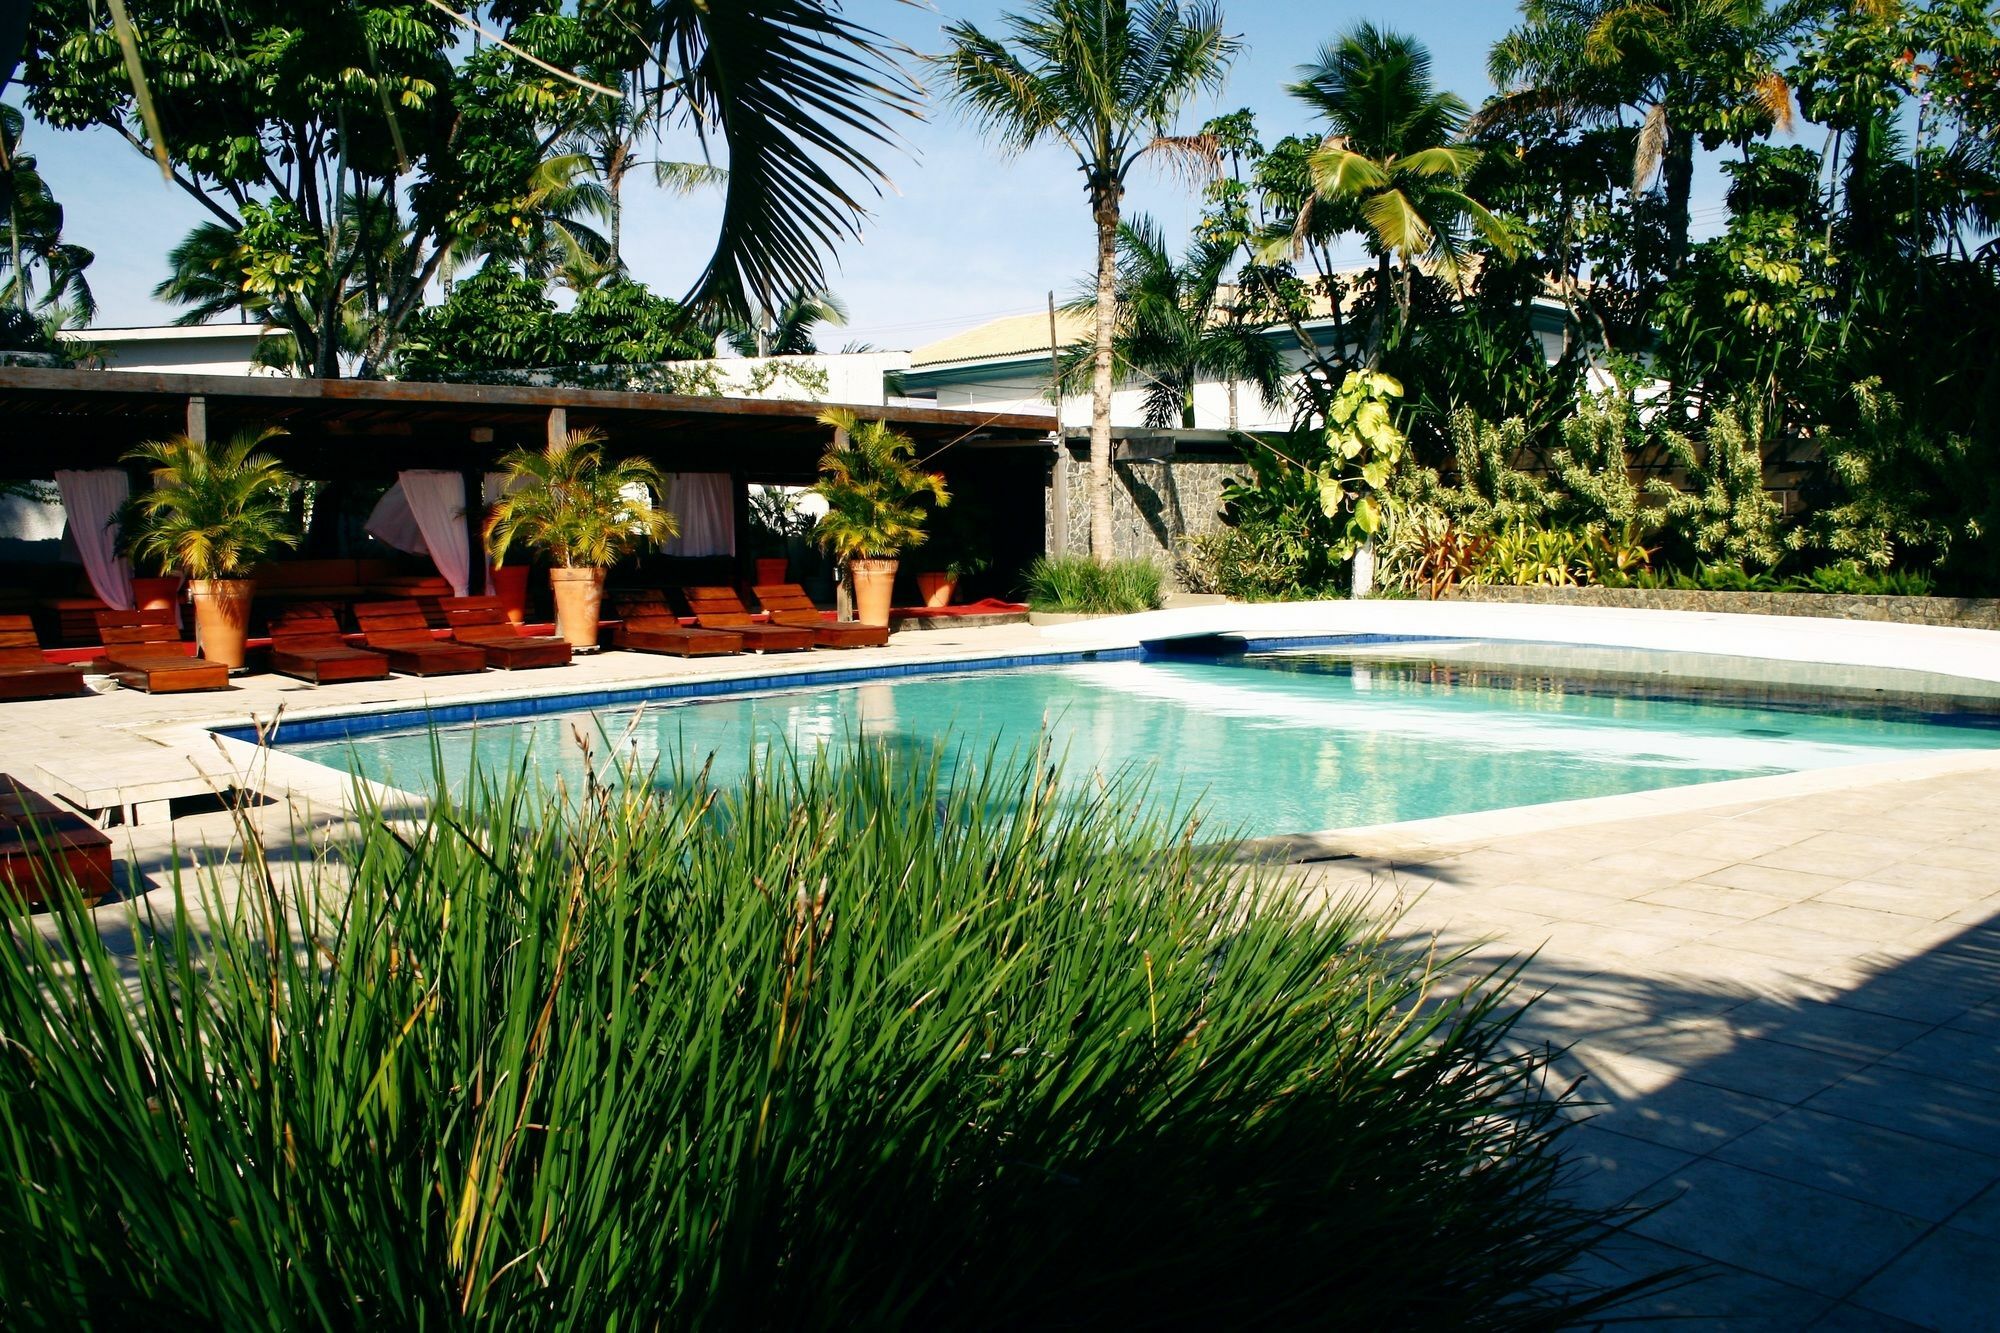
[
  {"x1": 934, "y1": 0, "x2": 1238, "y2": 561},
  {"x1": 1067, "y1": 214, "x2": 1285, "y2": 428},
  {"x1": 723, "y1": 287, "x2": 848, "y2": 357},
  {"x1": 0, "y1": 105, "x2": 94, "y2": 320},
  {"x1": 1482, "y1": 0, "x2": 1796, "y2": 275},
  {"x1": 1282, "y1": 24, "x2": 1512, "y2": 361}
]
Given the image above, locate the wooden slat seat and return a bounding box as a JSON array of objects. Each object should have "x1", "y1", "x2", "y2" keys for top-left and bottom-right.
[
  {"x1": 752, "y1": 584, "x2": 891, "y2": 649},
  {"x1": 0, "y1": 616, "x2": 87, "y2": 700},
  {"x1": 438, "y1": 596, "x2": 573, "y2": 670},
  {"x1": 0, "y1": 773, "x2": 113, "y2": 907},
  {"x1": 351, "y1": 601, "x2": 487, "y2": 677},
  {"x1": 680, "y1": 586, "x2": 814, "y2": 653},
  {"x1": 93, "y1": 609, "x2": 230, "y2": 694},
  {"x1": 610, "y1": 594, "x2": 744, "y2": 658},
  {"x1": 267, "y1": 610, "x2": 392, "y2": 685}
]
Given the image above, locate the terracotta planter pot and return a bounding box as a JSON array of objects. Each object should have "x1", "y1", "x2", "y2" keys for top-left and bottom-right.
[
  {"x1": 549, "y1": 566, "x2": 605, "y2": 649},
  {"x1": 188, "y1": 578, "x2": 254, "y2": 669},
  {"x1": 915, "y1": 571, "x2": 956, "y2": 608},
  {"x1": 491, "y1": 565, "x2": 531, "y2": 625},
  {"x1": 755, "y1": 557, "x2": 789, "y2": 587},
  {"x1": 848, "y1": 557, "x2": 897, "y2": 627}
]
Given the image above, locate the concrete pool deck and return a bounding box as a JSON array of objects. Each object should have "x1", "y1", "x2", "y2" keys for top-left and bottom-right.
[{"x1": 5, "y1": 600, "x2": 1997, "y2": 1330}]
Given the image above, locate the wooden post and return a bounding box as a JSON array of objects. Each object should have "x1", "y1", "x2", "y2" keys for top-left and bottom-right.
[
  {"x1": 730, "y1": 468, "x2": 752, "y2": 591},
  {"x1": 1047, "y1": 292, "x2": 1067, "y2": 556},
  {"x1": 832, "y1": 422, "x2": 854, "y2": 622},
  {"x1": 185, "y1": 395, "x2": 207, "y2": 443},
  {"x1": 546, "y1": 406, "x2": 567, "y2": 448}
]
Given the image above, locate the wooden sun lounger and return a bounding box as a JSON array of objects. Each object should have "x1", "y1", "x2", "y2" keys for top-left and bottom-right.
[
  {"x1": 94, "y1": 609, "x2": 230, "y2": 693},
  {"x1": 352, "y1": 601, "x2": 488, "y2": 677},
  {"x1": 610, "y1": 593, "x2": 744, "y2": 658},
  {"x1": 0, "y1": 773, "x2": 114, "y2": 907},
  {"x1": 267, "y1": 610, "x2": 392, "y2": 685},
  {"x1": 0, "y1": 616, "x2": 88, "y2": 700},
  {"x1": 681, "y1": 586, "x2": 815, "y2": 653},
  {"x1": 753, "y1": 584, "x2": 891, "y2": 649},
  {"x1": 438, "y1": 596, "x2": 573, "y2": 670}
]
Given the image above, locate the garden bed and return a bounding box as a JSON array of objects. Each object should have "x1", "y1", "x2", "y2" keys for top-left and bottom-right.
[{"x1": 1443, "y1": 583, "x2": 2000, "y2": 630}]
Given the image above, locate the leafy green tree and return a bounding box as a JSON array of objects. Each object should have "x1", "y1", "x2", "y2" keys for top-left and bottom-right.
[
  {"x1": 22, "y1": 0, "x2": 916, "y2": 374},
  {"x1": 1066, "y1": 214, "x2": 1286, "y2": 428},
  {"x1": 0, "y1": 104, "x2": 92, "y2": 319},
  {"x1": 1280, "y1": 24, "x2": 1512, "y2": 359},
  {"x1": 394, "y1": 267, "x2": 708, "y2": 382},
  {"x1": 933, "y1": 0, "x2": 1238, "y2": 562},
  {"x1": 1484, "y1": 0, "x2": 1798, "y2": 279}
]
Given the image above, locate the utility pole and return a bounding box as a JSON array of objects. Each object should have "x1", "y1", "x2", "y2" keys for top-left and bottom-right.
[{"x1": 1047, "y1": 290, "x2": 1068, "y2": 556}]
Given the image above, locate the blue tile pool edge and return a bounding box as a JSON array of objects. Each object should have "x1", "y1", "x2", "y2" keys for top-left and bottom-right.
[{"x1": 219, "y1": 644, "x2": 1161, "y2": 747}]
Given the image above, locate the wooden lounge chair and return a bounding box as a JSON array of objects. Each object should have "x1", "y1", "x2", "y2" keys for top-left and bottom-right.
[
  {"x1": 0, "y1": 773, "x2": 114, "y2": 907},
  {"x1": 0, "y1": 616, "x2": 88, "y2": 700},
  {"x1": 680, "y1": 586, "x2": 815, "y2": 653},
  {"x1": 267, "y1": 609, "x2": 392, "y2": 685},
  {"x1": 752, "y1": 584, "x2": 890, "y2": 649},
  {"x1": 610, "y1": 593, "x2": 744, "y2": 658},
  {"x1": 94, "y1": 609, "x2": 230, "y2": 693},
  {"x1": 438, "y1": 596, "x2": 574, "y2": 670},
  {"x1": 352, "y1": 601, "x2": 487, "y2": 677}
]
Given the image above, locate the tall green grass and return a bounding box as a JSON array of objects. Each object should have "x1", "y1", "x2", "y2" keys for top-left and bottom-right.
[
  {"x1": 1024, "y1": 554, "x2": 1166, "y2": 614},
  {"x1": 0, "y1": 747, "x2": 1651, "y2": 1328}
]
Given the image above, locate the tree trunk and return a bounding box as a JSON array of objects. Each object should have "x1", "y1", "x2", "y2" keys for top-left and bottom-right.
[
  {"x1": 1088, "y1": 184, "x2": 1120, "y2": 562},
  {"x1": 1370, "y1": 251, "x2": 1393, "y2": 367},
  {"x1": 1662, "y1": 133, "x2": 1695, "y2": 276}
]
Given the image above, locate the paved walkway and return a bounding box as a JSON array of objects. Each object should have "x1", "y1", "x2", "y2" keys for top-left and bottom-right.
[
  {"x1": 6, "y1": 614, "x2": 1996, "y2": 1328},
  {"x1": 1300, "y1": 769, "x2": 2000, "y2": 1331}
]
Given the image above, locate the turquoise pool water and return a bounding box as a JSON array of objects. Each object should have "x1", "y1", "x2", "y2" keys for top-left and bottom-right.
[{"x1": 278, "y1": 650, "x2": 2000, "y2": 838}]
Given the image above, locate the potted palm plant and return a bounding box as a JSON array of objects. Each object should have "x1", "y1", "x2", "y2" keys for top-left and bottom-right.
[
  {"x1": 123, "y1": 428, "x2": 299, "y2": 669},
  {"x1": 485, "y1": 429, "x2": 676, "y2": 650},
  {"x1": 812, "y1": 409, "x2": 949, "y2": 627},
  {"x1": 914, "y1": 496, "x2": 991, "y2": 607}
]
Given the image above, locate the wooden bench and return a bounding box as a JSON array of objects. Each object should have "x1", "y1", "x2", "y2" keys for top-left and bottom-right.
[
  {"x1": 0, "y1": 615, "x2": 88, "y2": 700},
  {"x1": 0, "y1": 773, "x2": 114, "y2": 907},
  {"x1": 94, "y1": 609, "x2": 231, "y2": 694}
]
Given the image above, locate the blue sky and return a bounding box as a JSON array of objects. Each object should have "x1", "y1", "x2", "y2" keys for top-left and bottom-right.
[{"x1": 8, "y1": 2, "x2": 1744, "y2": 350}]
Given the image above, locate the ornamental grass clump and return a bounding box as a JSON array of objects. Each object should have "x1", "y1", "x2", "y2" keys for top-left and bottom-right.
[
  {"x1": 0, "y1": 747, "x2": 1649, "y2": 1329},
  {"x1": 1024, "y1": 553, "x2": 1165, "y2": 613}
]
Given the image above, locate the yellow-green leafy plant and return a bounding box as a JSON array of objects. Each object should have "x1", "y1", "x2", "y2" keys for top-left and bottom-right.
[
  {"x1": 1314, "y1": 369, "x2": 1409, "y2": 557},
  {"x1": 810, "y1": 409, "x2": 949, "y2": 562},
  {"x1": 122, "y1": 427, "x2": 299, "y2": 578},
  {"x1": 484, "y1": 428, "x2": 676, "y2": 568}
]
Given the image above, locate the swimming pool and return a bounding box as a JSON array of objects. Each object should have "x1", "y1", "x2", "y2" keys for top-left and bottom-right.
[{"x1": 274, "y1": 645, "x2": 2000, "y2": 839}]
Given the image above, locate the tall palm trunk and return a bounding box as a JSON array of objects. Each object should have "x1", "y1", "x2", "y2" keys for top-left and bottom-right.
[
  {"x1": 1369, "y1": 251, "x2": 1393, "y2": 367},
  {"x1": 1662, "y1": 133, "x2": 1695, "y2": 275},
  {"x1": 1088, "y1": 183, "x2": 1120, "y2": 561}
]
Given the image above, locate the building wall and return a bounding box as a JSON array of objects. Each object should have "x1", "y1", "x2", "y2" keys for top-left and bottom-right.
[
  {"x1": 1044, "y1": 450, "x2": 1239, "y2": 589},
  {"x1": 59, "y1": 327, "x2": 279, "y2": 376}
]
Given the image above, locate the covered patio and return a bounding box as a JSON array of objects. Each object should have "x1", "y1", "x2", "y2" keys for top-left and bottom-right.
[{"x1": 0, "y1": 367, "x2": 1056, "y2": 648}]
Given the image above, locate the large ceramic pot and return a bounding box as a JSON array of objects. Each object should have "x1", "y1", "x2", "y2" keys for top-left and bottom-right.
[
  {"x1": 491, "y1": 565, "x2": 531, "y2": 625},
  {"x1": 188, "y1": 578, "x2": 254, "y2": 669},
  {"x1": 848, "y1": 557, "x2": 897, "y2": 628},
  {"x1": 755, "y1": 557, "x2": 789, "y2": 587},
  {"x1": 915, "y1": 571, "x2": 956, "y2": 608},
  {"x1": 548, "y1": 566, "x2": 605, "y2": 650}
]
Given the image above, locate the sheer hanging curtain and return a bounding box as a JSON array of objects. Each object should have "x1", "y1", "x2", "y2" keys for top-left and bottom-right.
[
  {"x1": 396, "y1": 471, "x2": 475, "y2": 597},
  {"x1": 53, "y1": 469, "x2": 134, "y2": 610},
  {"x1": 662, "y1": 473, "x2": 735, "y2": 556},
  {"x1": 363, "y1": 481, "x2": 426, "y2": 555}
]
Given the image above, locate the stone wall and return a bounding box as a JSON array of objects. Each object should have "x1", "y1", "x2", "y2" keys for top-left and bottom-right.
[
  {"x1": 1446, "y1": 583, "x2": 2000, "y2": 630},
  {"x1": 1043, "y1": 451, "x2": 1236, "y2": 589}
]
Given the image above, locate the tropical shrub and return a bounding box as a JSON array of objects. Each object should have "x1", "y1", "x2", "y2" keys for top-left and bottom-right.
[
  {"x1": 0, "y1": 749, "x2": 1652, "y2": 1327},
  {"x1": 1023, "y1": 554, "x2": 1164, "y2": 614},
  {"x1": 121, "y1": 428, "x2": 300, "y2": 578},
  {"x1": 811, "y1": 410, "x2": 949, "y2": 563},
  {"x1": 1647, "y1": 407, "x2": 1786, "y2": 572},
  {"x1": 484, "y1": 429, "x2": 677, "y2": 569}
]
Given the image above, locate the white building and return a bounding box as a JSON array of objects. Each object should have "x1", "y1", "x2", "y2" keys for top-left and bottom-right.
[{"x1": 57, "y1": 323, "x2": 288, "y2": 376}]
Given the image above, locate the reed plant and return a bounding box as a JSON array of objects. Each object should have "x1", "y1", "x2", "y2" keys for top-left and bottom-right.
[
  {"x1": 0, "y1": 745, "x2": 1651, "y2": 1328},
  {"x1": 1024, "y1": 554, "x2": 1165, "y2": 614}
]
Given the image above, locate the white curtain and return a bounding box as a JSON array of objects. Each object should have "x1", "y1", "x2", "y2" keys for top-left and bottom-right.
[
  {"x1": 663, "y1": 473, "x2": 735, "y2": 557},
  {"x1": 397, "y1": 470, "x2": 475, "y2": 597},
  {"x1": 54, "y1": 469, "x2": 134, "y2": 611},
  {"x1": 363, "y1": 480, "x2": 427, "y2": 556}
]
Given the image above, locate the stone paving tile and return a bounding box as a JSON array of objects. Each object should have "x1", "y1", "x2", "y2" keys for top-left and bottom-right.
[
  {"x1": 1607, "y1": 1029, "x2": 1872, "y2": 1106},
  {"x1": 1754, "y1": 900, "x2": 1948, "y2": 943},
  {"x1": 1627, "y1": 1159, "x2": 1930, "y2": 1298},
  {"x1": 1801, "y1": 1068, "x2": 2000, "y2": 1160},
  {"x1": 1850, "y1": 1227, "x2": 2000, "y2": 1333},
  {"x1": 1808, "y1": 1300, "x2": 1930, "y2": 1332},
  {"x1": 1815, "y1": 878, "x2": 1994, "y2": 921},
  {"x1": 1638, "y1": 880, "x2": 1794, "y2": 920},
  {"x1": 1557, "y1": 1123, "x2": 1699, "y2": 1212},
  {"x1": 1698, "y1": 862, "x2": 1851, "y2": 897},
  {"x1": 1945, "y1": 1181, "x2": 2000, "y2": 1240},
  {"x1": 1712, "y1": 1107, "x2": 2000, "y2": 1222},
  {"x1": 1879, "y1": 1024, "x2": 2000, "y2": 1093},
  {"x1": 1562, "y1": 1053, "x2": 1790, "y2": 1155},
  {"x1": 1572, "y1": 1241, "x2": 1833, "y2": 1331},
  {"x1": 1722, "y1": 995, "x2": 1934, "y2": 1060},
  {"x1": 1851, "y1": 859, "x2": 1999, "y2": 894}
]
